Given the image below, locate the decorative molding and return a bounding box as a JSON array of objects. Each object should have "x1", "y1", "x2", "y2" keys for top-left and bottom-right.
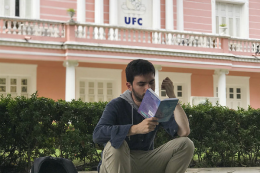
[
  {"x1": 63, "y1": 43, "x2": 260, "y2": 63},
  {"x1": 216, "y1": 0, "x2": 246, "y2": 4},
  {"x1": 0, "y1": 38, "x2": 260, "y2": 64},
  {"x1": 0, "y1": 39, "x2": 63, "y2": 49},
  {"x1": 0, "y1": 50, "x2": 64, "y2": 57},
  {"x1": 66, "y1": 53, "x2": 260, "y2": 69},
  {"x1": 214, "y1": 69, "x2": 229, "y2": 75},
  {"x1": 63, "y1": 60, "x2": 79, "y2": 67}
]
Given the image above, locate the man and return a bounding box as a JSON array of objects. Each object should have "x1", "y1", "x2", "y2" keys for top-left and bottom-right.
[{"x1": 93, "y1": 59, "x2": 194, "y2": 173}]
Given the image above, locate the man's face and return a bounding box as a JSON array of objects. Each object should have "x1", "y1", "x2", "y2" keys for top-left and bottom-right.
[{"x1": 127, "y1": 73, "x2": 155, "y2": 103}]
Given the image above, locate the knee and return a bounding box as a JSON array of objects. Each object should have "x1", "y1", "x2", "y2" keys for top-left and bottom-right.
[
  {"x1": 104, "y1": 140, "x2": 130, "y2": 158},
  {"x1": 179, "y1": 137, "x2": 195, "y2": 153}
]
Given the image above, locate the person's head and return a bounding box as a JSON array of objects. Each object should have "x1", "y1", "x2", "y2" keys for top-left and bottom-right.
[
  {"x1": 125, "y1": 59, "x2": 155, "y2": 104},
  {"x1": 125, "y1": 59, "x2": 155, "y2": 84}
]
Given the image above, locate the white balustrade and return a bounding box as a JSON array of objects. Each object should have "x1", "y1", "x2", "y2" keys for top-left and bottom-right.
[
  {"x1": 0, "y1": 17, "x2": 65, "y2": 38},
  {"x1": 6, "y1": 16, "x2": 260, "y2": 53},
  {"x1": 74, "y1": 23, "x2": 224, "y2": 49},
  {"x1": 229, "y1": 37, "x2": 260, "y2": 54}
]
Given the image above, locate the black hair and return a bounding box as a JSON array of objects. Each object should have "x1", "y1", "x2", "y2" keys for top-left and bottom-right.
[{"x1": 125, "y1": 59, "x2": 155, "y2": 84}]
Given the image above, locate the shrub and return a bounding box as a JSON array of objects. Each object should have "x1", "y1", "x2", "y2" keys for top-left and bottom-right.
[{"x1": 0, "y1": 95, "x2": 259, "y2": 172}]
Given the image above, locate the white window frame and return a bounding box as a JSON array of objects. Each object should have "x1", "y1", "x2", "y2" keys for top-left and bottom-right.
[
  {"x1": 76, "y1": 67, "x2": 122, "y2": 102},
  {"x1": 159, "y1": 72, "x2": 191, "y2": 104},
  {"x1": 226, "y1": 86, "x2": 243, "y2": 108},
  {"x1": 212, "y1": 0, "x2": 249, "y2": 38},
  {"x1": 160, "y1": 83, "x2": 184, "y2": 101},
  {"x1": 0, "y1": 0, "x2": 40, "y2": 19},
  {"x1": 216, "y1": 2, "x2": 242, "y2": 37},
  {"x1": 79, "y1": 80, "x2": 115, "y2": 102},
  {"x1": 0, "y1": 76, "x2": 30, "y2": 98},
  {"x1": 0, "y1": 63, "x2": 37, "y2": 98}
]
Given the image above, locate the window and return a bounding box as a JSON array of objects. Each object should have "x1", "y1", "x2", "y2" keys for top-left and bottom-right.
[
  {"x1": 227, "y1": 87, "x2": 241, "y2": 100},
  {"x1": 15, "y1": 0, "x2": 19, "y2": 17},
  {"x1": 214, "y1": 74, "x2": 249, "y2": 110},
  {"x1": 0, "y1": 63, "x2": 36, "y2": 98},
  {"x1": 0, "y1": 0, "x2": 33, "y2": 18},
  {"x1": 226, "y1": 86, "x2": 242, "y2": 109},
  {"x1": 160, "y1": 85, "x2": 183, "y2": 98},
  {"x1": 216, "y1": 2, "x2": 242, "y2": 37},
  {"x1": 0, "y1": 77, "x2": 29, "y2": 98},
  {"x1": 76, "y1": 67, "x2": 122, "y2": 103},
  {"x1": 0, "y1": 78, "x2": 6, "y2": 95},
  {"x1": 159, "y1": 72, "x2": 191, "y2": 104},
  {"x1": 79, "y1": 81, "x2": 114, "y2": 102}
]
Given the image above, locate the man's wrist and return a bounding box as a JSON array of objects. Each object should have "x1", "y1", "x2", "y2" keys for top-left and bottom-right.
[
  {"x1": 168, "y1": 94, "x2": 176, "y2": 98},
  {"x1": 128, "y1": 125, "x2": 138, "y2": 136}
]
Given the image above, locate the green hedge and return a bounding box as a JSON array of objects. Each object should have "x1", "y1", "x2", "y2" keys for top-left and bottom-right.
[
  {"x1": 0, "y1": 94, "x2": 106, "y2": 173},
  {"x1": 0, "y1": 95, "x2": 260, "y2": 173},
  {"x1": 155, "y1": 100, "x2": 260, "y2": 167}
]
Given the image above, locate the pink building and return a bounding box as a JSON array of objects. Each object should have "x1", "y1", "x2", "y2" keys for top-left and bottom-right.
[{"x1": 0, "y1": 0, "x2": 259, "y2": 109}]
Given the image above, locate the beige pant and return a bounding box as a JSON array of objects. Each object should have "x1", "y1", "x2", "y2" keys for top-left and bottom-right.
[{"x1": 100, "y1": 137, "x2": 194, "y2": 173}]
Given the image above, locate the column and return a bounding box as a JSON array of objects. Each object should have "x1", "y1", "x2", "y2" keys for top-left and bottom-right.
[
  {"x1": 109, "y1": 0, "x2": 118, "y2": 40},
  {"x1": 95, "y1": 0, "x2": 104, "y2": 24},
  {"x1": 63, "y1": 60, "x2": 78, "y2": 101},
  {"x1": 152, "y1": 0, "x2": 161, "y2": 43},
  {"x1": 177, "y1": 0, "x2": 184, "y2": 31},
  {"x1": 77, "y1": 0, "x2": 86, "y2": 22},
  {"x1": 20, "y1": 0, "x2": 26, "y2": 18},
  {"x1": 165, "y1": 0, "x2": 173, "y2": 44},
  {"x1": 154, "y1": 65, "x2": 162, "y2": 96},
  {"x1": 77, "y1": 0, "x2": 86, "y2": 37},
  {"x1": 241, "y1": 0, "x2": 249, "y2": 38},
  {"x1": 165, "y1": 0, "x2": 173, "y2": 30},
  {"x1": 0, "y1": 0, "x2": 4, "y2": 16},
  {"x1": 32, "y1": 0, "x2": 40, "y2": 19},
  {"x1": 95, "y1": 0, "x2": 104, "y2": 39},
  {"x1": 109, "y1": 0, "x2": 117, "y2": 25},
  {"x1": 217, "y1": 69, "x2": 229, "y2": 106},
  {"x1": 9, "y1": 0, "x2": 15, "y2": 17},
  {"x1": 211, "y1": 0, "x2": 216, "y2": 34}
]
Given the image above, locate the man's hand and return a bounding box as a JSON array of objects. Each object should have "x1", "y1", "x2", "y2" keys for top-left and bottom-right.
[
  {"x1": 128, "y1": 117, "x2": 159, "y2": 135},
  {"x1": 161, "y1": 77, "x2": 176, "y2": 98}
]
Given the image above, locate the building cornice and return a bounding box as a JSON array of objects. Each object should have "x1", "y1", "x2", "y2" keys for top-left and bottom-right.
[
  {"x1": 0, "y1": 38, "x2": 63, "y2": 49},
  {"x1": 0, "y1": 38, "x2": 259, "y2": 63}
]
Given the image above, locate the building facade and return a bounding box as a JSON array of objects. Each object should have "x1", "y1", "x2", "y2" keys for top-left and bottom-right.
[{"x1": 0, "y1": 0, "x2": 260, "y2": 109}]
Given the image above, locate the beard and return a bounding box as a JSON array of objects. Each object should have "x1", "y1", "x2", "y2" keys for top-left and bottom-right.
[{"x1": 132, "y1": 87, "x2": 145, "y2": 102}]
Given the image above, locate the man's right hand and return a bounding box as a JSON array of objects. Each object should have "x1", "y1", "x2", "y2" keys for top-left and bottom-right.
[{"x1": 128, "y1": 117, "x2": 159, "y2": 136}]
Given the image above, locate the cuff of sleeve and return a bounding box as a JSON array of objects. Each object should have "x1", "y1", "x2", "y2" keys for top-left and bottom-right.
[
  {"x1": 161, "y1": 115, "x2": 179, "y2": 137},
  {"x1": 110, "y1": 124, "x2": 132, "y2": 149}
]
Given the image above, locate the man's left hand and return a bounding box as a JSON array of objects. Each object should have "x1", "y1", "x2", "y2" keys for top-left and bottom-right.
[{"x1": 161, "y1": 77, "x2": 176, "y2": 98}]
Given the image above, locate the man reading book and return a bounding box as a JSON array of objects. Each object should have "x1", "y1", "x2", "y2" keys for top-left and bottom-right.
[{"x1": 93, "y1": 59, "x2": 194, "y2": 173}]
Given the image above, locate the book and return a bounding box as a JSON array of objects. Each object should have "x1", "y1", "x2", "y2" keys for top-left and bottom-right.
[{"x1": 137, "y1": 88, "x2": 179, "y2": 122}]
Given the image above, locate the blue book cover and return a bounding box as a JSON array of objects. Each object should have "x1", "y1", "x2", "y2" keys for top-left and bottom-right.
[{"x1": 137, "y1": 88, "x2": 179, "y2": 122}]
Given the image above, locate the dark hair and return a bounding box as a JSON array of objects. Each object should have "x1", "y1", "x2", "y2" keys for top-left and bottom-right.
[{"x1": 125, "y1": 59, "x2": 155, "y2": 84}]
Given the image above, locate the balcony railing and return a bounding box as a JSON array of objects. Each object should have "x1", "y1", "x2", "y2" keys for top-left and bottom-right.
[
  {"x1": 0, "y1": 16, "x2": 65, "y2": 38},
  {"x1": 229, "y1": 37, "x2": 260, "y2": 54},
  {"x1": 74, "y1": 23, "x2": 223, "y2": 49},
  {"x1": 0, "y1": 16, "x2": 259, "y2": 56}
]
